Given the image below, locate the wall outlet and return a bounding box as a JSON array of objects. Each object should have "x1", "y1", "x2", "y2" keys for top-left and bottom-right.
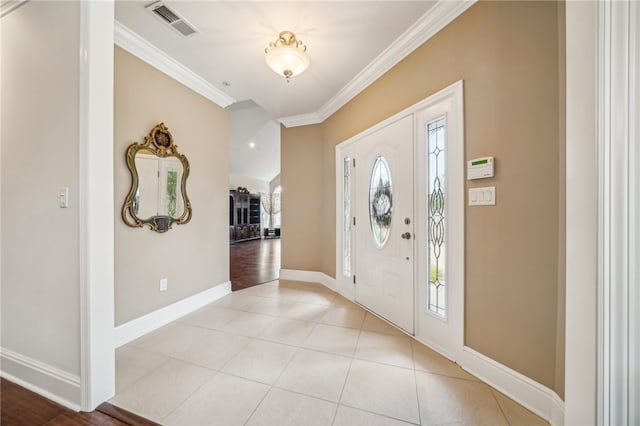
[{"x1": 159, "y1": 278, "x2": 168, "y2": 292}]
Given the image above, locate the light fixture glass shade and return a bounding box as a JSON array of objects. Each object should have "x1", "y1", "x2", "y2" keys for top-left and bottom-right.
[{"x1": 265, "y1": 31, "x2": 309, "y2": 81}]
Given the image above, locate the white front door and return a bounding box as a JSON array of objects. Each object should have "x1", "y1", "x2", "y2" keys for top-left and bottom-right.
[{"x1": 354, "y1": 115, "x2": 415, "y2": 334}]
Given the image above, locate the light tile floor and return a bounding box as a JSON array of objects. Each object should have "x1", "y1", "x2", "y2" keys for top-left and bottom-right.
[{"x1": 112, "y1": 279, "x2": 549, "y2": 425}]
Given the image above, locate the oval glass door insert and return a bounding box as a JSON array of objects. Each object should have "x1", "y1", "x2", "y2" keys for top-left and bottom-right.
[{"x1": 369, "y1": 156, "x2": 393, "y2": 247}]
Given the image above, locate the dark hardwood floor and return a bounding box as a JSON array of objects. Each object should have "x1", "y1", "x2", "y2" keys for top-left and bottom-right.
[
  {"x1": 1, "y1": 378, "x2": 158, "y2": 426},
  {"x1": 230, "y1": 238, "x2": 280, "y2": 291}
]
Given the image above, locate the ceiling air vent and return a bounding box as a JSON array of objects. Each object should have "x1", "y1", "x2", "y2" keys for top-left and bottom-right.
[{"x1": 145, "y1": 1, "x2": 199, "y2": 38}]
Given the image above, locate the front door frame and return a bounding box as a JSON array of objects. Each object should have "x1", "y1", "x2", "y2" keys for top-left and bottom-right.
[{"x1": 335, "y1": 81, "x2": 465, "y2": 361}]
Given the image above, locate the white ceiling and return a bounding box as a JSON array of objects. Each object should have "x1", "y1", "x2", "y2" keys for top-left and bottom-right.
[
  {"x1": 228, "y1": 100, "x2": 281, "y2": 182},
  {"x1": 115, "y1": 1, "x2": 441, "y2": 121},
  {"x1": 114, "y1": 1, "x2": 471, "y2": 183}
]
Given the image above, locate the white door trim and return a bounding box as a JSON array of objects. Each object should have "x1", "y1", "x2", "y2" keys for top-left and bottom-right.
[
  {"x1": 597, "y1": 0, "x2": 639, "y2": 424},
  {"x1": 564, "y1": 2, "x2": 598, "y2": 424},
  {"x1": 79, "y1": 1, "x2": 116, "y2": 411}
]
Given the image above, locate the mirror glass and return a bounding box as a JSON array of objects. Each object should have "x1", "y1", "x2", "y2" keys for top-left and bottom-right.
[
  {"x1": 134, "y1": 151, "x2": 185, "y2": 220},
  {"x1": 122, "y1": 123, "x2": 192, "y2": 233}
]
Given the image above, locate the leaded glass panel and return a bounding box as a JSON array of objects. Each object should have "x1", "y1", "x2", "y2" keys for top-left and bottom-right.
[
  {"x1": 427, "y1": 119, "x2": 446, "y2": 317},
  {"x1": 369, "y1": 156, "x2": 393, "y2": 247},
  {"x1": 343, "y1": 157, "x2": 352, "y2": 277}
]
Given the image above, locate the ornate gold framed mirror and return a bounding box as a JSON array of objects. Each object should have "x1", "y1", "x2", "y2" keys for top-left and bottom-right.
[{"x1": 122, "y1": 123, "x2": 192, "y2": 233}]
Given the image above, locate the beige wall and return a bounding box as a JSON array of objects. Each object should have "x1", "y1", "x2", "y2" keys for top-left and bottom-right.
[
  {"x1": 281, "y1": 1, "x2": 564, "y2": 393},
  {"x1": 114, "y1": 47, "x2": 229, "y2": 325},
  {"x1": 1, "y1": 0, "x2": 81, "y2": 385},
  {"x1": 281, "y1": 124, "x2": 324, "y2": 272}
]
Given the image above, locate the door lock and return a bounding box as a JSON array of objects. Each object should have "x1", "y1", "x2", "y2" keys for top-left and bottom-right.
[
  {"x1": 404, "y1": 217, "x2": 411, "y2": 225},
  {"x1": 401, "y1": 232, "x2": 412, "y2": 240}
]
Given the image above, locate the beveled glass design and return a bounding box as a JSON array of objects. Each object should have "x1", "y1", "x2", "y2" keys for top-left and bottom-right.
[
  {"x1": 427, "y1": 118, "x2": 446, "y2": 316},
  {"x1": 369, "y1": 156, "x2": 393, "y2": 247},
  {"x1": 343, "y1": 157, "x2": 352, "y2": 277}
]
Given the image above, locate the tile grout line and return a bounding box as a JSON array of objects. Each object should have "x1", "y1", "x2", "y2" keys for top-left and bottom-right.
[
  {"x1": 239, "y1": 291, "x2": 360, "y2": 425},
  {"x1": 159, "y1": 368, "x2": 218, "y2": 424},
  {"x1": 489, "y1": 387, "x2": 513, "y2": 426},
  {"x1": 242, "y1": 379, "x2": 274, "y2": 426},
  {"x1": 111, "y1": 354, "x2": 172, "y2": 400},
  {"x1": 211, "y1": 333, "x2": 254, "y2": 373},
  {"x1": 267, "y1": 384, "x2": 341, "y2": 407},
  {"x1": 337, "y1": 401, "x2": 422, "y2": 426},
  {"x1": 410, "y1": 339, "x2": 424, "y2": 426},
  {"x1": 243, "y1": 313, "x2": 322, "y2": 425},
  {"x1": 184, "y1": 313, "x2": 338, "y2": 354},
  {"x1": 115, "y1": 348, "x2": 222, "y2": 421},
  {"x1": 330, "y1": 324, "x2": 363, "y2": 425}
]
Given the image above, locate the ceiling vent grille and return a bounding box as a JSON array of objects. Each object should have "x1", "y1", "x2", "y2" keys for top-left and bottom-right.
[{"x1": 145, "y1": 1, "x2": 198, "y2": 38}]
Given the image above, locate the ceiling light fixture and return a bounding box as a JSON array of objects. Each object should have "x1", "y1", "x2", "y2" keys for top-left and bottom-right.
[{"x1": 264, "y1": 31, "x2": 309, "y2": 82}]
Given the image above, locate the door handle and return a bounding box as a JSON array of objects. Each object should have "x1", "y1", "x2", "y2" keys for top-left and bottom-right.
[{"x1": 401, "y1": 232, "x2": 412, "y2": 240}]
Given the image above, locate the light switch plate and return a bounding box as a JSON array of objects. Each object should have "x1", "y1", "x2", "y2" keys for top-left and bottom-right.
[
  {"x1": 469, "y1": 187, "x2": 496, "y2": 206},
  {"x1": 59, "y1": 187, "x2": 69, "y2": 208}
]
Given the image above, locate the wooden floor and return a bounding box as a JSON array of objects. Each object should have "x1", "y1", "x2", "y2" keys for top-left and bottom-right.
[
  {"x1": 0, "y1": 378, "x2": 158, "y2": 425},
  {"x1": 230, "y1": 238, "x2": 280, "y2": 291}
]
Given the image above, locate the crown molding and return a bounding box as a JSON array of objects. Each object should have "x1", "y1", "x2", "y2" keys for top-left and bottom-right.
[
  {"x1": 279, "y1": 112, "x2": 323, "y2": 128},
  {"x1": 0, "y1": 0, "x2": 28, "y2": 17},
  {"x1": 114, "y1": 20, "x2": 235, "y2": 108},
  {"x1": 114, "y1": 0, "x2": 476, "y2": 126},
  {"x1": 279, "y1": 0, "x2": 477, "y2": 128}
]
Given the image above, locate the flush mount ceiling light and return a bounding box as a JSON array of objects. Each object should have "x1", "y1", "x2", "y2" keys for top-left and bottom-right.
[{"x1": 264, "y1": 31, "x2": 310, "y2": 82}]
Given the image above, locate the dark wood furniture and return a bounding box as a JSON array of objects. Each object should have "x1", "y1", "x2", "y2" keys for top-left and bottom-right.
[
  {"x1": 229, "y1": 190, "x2": 261, "y2": 243},
  {"x1": 264, "y1": 227, "x2": 281, "y2": 238}
]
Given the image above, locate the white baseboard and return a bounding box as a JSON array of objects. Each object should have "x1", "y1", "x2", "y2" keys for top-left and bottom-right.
[
  {"x1": 115, "y1": 281, "x2": 231, "y2": 347},
  {"x1": 459, "y1": 346, "x2": 565, "y2": 425},
  {"x1": 0, "y1": 347, "x2": 81, "y2": 411},
  {"x1": 279, "y1": 269, "x2": 337, "y2": 291}
]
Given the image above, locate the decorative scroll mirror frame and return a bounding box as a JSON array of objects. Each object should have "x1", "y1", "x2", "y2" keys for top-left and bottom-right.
[{"x1": 122, "y1": 123, "x2": 192, "y2": 233}]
